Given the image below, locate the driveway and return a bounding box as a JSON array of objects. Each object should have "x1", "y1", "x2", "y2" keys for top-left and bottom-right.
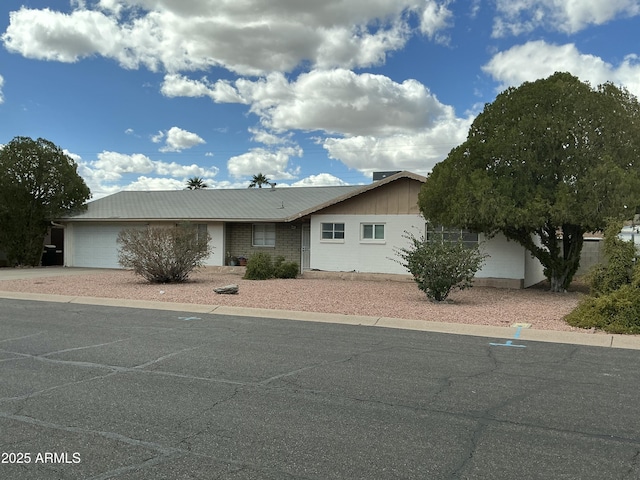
[
  {"x1": 1, "y1": 299, "x2": 640, "y2": 479},
  {"x1": 0, "y1": 266, "x2": 114, "y2": 280}
]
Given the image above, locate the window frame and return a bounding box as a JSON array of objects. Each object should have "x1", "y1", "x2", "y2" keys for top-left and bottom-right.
[
  {"x1": 196, "y1": 224, "x2": 208, "y2": 243},
  {"x1": 320, "y1": 222, "x2": 345, "y2": 242},
  {"x1": 252, "y1": 223, "x2": 276, "y2": 247},
  {"x1": 360, "y1": 223, "x2": 385, "y2": 243},
  {"x1": 425, "y1": 223, "x2": 478, "y2": 248}
]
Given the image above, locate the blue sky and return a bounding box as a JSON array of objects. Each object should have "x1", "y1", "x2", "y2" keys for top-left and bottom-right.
[{"x1": 1, "y1": 1, "x2": 639, "y2": 199}]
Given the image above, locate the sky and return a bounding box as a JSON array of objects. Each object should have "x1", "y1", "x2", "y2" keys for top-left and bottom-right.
[{"x1": 0, "y1": 1, "x2": 639, "y2": 199}]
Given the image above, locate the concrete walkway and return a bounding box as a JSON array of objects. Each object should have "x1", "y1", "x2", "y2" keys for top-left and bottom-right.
[{"x1": 1, "y1": 266, "x2": 639, "y2": 350}]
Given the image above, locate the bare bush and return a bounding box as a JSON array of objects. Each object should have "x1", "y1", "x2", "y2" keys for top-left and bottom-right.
[{"x1": 117, "y1": 224, "x2": 212, "y2": 283}]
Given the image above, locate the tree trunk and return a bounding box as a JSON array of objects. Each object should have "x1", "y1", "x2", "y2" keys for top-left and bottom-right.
[
  {"x1": 547, "y1": 224, "x2": 585, "y2": 292},
  {"x1": 503, "y1": 223, "x2": 585, "y2": 293}
]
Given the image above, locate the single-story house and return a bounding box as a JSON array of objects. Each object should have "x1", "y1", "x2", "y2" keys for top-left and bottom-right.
[{"x1": 58, "y1": 171, "x2": 545, "y2": 288}]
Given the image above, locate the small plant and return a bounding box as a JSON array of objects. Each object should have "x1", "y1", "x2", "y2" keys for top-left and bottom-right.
[
  {"x1": 243, "y1": 252, "x2": 274, "y2": 280},
  {"x1": 243, "y1": 254, "x2": 299, "y2": 280},
  {"x1": 394, "y1": 230, "x2": 485, "y2": 302},
  {"x1": 117, "y1": 224, "x2": 211, "y2": 283},
  {"x1": 274, "y1": 255, "x2": 299, "y2": 279}
]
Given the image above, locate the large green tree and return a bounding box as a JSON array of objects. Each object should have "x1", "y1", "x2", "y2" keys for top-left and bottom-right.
[
  {"x1": 419, "y1": 72, "x2": 640, "y2": 292},
  {"x1": 0, "y1": 137, "x2": 91, "y2": 266}
]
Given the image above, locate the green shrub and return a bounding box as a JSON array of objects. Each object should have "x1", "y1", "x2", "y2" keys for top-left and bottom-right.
[
  {"x1": 243, "y1": 252, "x2": 274, "y2": 280},
  {"x1": 565, "y1": 284, "x2": 640, "y2": 334},
  {"x1": 243, "y1": 254, "x2": 299, "y2": 280},
  {"x1": 274, "y1": 256, "x2": 299, "y2": 279},
  {"x1": 588, "y1": 221, "x2": 636, "y2": 296},
  {"x1": 564, "y1": 220, "x2": 640, "y2": 334},
  {"x1": 394, "y1": 230, "x2": 486, "y2": 302},
  {"x1": 117, "y1": 224, "x2": 212, "y2": 283}
]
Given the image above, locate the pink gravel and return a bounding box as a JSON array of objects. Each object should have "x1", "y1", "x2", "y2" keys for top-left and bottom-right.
[{"x1": 0, "y1": 268, "x2": 589, "y2": 332}]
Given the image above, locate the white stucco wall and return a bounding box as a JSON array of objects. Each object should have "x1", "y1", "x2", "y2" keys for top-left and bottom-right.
[
  {"x1": 310, "y1": 214, "x2": 424, "y2": 274},
  {"x1": 475, "y1": 233, "x2": 525, "y2": 280},
  {"x1": 524, "y1": 235, "x2": 546, "y2": 287},
  {"x1": 475, "y1": 233, "x2": 545, "y2": 286},
  {"x1": 310, "y1": 217, "x2": 540, "y2": 282}
]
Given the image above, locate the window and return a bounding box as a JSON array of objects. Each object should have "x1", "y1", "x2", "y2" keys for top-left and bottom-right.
[
  {"x1": 253, "y1": 223, "x2": 276, "y2": 247},
  {"x1": 361, "y1": 223, "x2": 385, "y2": 241},
  {"x1": 426, "y1": 223, "x2": 478, "y2": 248},
  {"x1": 197, "y1": 224, "x2": 208, "y2": 243},
  {"x1": 321, "y1": 223, "x2": 345, "y2": 240}
]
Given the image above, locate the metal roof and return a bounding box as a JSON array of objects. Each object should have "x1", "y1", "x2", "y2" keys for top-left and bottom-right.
[
  {"x1": 62, "y1": 185, "x2": 362, "y2": 222},
  {"x1": 61, "y1": 171, "x2": 426, "y2": 223}
]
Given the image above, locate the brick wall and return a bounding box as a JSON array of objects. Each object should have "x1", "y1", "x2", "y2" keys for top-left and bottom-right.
[{"x1": 225, "y1": 222, "x2": 303, "y2": 266}]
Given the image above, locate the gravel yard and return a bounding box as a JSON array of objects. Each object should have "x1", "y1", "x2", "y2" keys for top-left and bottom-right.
[{"x1": 0, "y1": 267, "x2": 589, "y2": 332}]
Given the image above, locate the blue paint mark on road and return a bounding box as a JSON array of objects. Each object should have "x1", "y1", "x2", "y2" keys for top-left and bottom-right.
[{"x1": 490, "y1": 326, "x2": 527, "y2": 348}]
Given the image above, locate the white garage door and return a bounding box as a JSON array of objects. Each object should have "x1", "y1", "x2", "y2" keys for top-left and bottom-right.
[{"x1": 72, "y1": 223, "x2": 140, "y2": 268}]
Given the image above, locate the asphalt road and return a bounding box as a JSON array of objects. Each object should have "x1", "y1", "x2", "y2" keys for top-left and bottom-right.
[{"x1": 1, "y1": 299, "x2": 639, "y2": 480}]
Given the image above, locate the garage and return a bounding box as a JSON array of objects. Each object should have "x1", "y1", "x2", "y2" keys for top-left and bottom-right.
[{"x1": 68, "y1": 223, "x2": 141, "y2": 269}]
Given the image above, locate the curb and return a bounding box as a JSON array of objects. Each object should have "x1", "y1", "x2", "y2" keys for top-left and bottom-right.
[{"x1": 1, "y1": 290, "x2": 639, "y2": 350}]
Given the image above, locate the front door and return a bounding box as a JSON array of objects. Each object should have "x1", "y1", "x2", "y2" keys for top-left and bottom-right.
[{"x1": 301, "y1": 224, "x2": 310, "y2": 271}]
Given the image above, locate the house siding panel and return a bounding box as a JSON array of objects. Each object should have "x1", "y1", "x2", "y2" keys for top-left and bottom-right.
[{"x1": 318, "y1": 178, "x2": 422, "y2": 216}]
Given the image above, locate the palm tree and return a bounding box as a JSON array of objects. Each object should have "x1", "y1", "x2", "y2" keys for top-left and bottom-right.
[
  {"x1": 248, "y1": 173, "x2": 271, "y2": 188},
  {"x1": 185, "y1": 176, "x2": 208, "y2": 190}
]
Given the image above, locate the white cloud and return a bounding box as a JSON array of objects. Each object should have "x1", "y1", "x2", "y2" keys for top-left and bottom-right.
[
  {"x1": 227, "y1": 147, "x2": 302, "y2": 180},
  {"x1": 164, "y1": 68, "x2": 472, "y2": 175},
  {"x1": 161, "y1": 74, "x2": 248, "y2": 103},
  {"x1": 483, "y1": 41, "x2": 640, "y2": 98},
  {"x1": 2, "y1": 1, "x2": 452, "y2": 75},
  {"x1": 322, "y1": 114, "x2": 471, "y2": 176},
  {"x1": 249, "y1": 128, "x2": 292, "y2": 146},
  {"x1": 123, "y1": 176, "x2": 188, "y2": 191},
  {"x1": 290, "y1": 174, "x2": 348, "y2": 187},
  {"x1": 150, "y1": 131, "x2": 164, "y2": 143},
  {"x1": 153, "y1": 126, "x2": 205, "y2": 152},
  {"x1": 76, "y1": 150, "x2": 219, "y2": 197},
  {"x1": 2, "y1": 8, "x2": 126, "y2": 64},
  {"x1": 164, "y1": 69, "x2": 453, "y2": 137},
  {"x1": 93, "y1": 151, "x2": 155, "y2": 174},
  {"x1": 420, "y1": 0, "x2": 453, "y2": 44},
  {"x1": 493, "y1": 0, "x2": 640, "y2": 36},
  {"x1": 0, "y1": 74, "x2": 4, "y2": 104}
]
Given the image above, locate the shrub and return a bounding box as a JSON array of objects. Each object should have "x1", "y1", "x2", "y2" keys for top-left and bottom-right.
[
  {"x1": 564, "y1": 220, "x2": 640, "y2": 334},
  {"x1": 394, "y1": 230, "x2": 485, "y2": 302},
  {"x1": 117, "y1": 224, "x2": 211, "y2": 283},
  {"x1": 588, "y1": 221, "x2": 637, "y2": 296},
  {"x1": 243, "y1": 252, "x2": 274, "y2": 280},
  {"x1": 565, "y1": 285, "x2": 640, "y2": 334},
  {"x1": 274, "y1": 256, "x2": 299, "y2": 279},
  {"x1": 243, "y1": 254, "x2": 299, "y2": 280}
]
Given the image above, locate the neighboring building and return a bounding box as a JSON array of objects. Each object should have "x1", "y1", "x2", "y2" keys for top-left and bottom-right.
[{"x1": 58, "y1": 171, "x2": 546, "y2": 288}]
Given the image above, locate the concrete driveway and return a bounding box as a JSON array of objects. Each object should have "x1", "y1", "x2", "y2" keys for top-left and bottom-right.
[{"x1": 0, "y1": 266, "x2": 114, "y2": 280}]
